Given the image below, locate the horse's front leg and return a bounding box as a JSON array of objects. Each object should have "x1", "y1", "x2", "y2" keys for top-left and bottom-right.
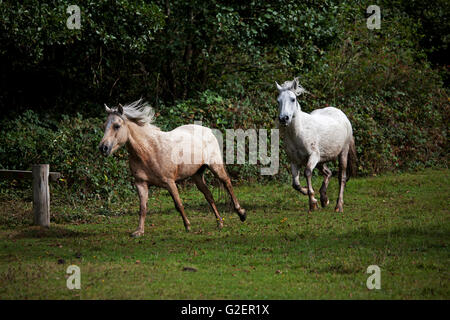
[
  {"x1": 305, "y1": 153, "x2": 320, "y2": 212},
  {"x1": 131, "y1": 180, "x2": 148, "y2": 237},
  {"x1": 291, "y1": 163, "x2": 308, "y2": 195}
]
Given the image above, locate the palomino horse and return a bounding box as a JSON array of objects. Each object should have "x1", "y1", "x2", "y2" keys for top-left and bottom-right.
[
  {"x1": 99, "y1": 99, "x2": 246, "y2": 237},
  {"x1": 276, "y1": 78, "x2": 357, "y2": 213}
]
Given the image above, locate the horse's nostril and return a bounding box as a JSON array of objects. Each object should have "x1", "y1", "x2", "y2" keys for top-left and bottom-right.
[
  {"x1": 279, "y1": 115, "x2": 289, "y2": 123},
  {"x1": 99, "y1": 144, "x2": 108, "y2": 154}
]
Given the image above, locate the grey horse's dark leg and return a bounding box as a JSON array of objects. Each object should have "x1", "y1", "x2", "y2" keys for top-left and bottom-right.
[
  {"x1": 335, "y1": 147, "x2": 349, "y2": 213},
  {"x1": 318, "y1": 163, "x2": 332, "y2": 208},
  {"x1": 192, "y1": 172, "x2": 223, "y2": 229},
  {"x1": 291, "y1": 163, "x2": 308, "y2": 195},
  {"x1": 305, "y1": 153, "x2": 320, "y2": 212}
]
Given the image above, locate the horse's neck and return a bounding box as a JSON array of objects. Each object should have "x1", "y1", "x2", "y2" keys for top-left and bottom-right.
[
  {"x1": 126, "y1": 122, "x2": 160, "y2": 159},
  {"x1": 287, "y1": 106, "x2": 309, "y2": 136}
]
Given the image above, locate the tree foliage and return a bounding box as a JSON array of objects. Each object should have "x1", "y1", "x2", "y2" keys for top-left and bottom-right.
[{"x1": 0, "y1": 0, "x2": 448, "y2": 197}]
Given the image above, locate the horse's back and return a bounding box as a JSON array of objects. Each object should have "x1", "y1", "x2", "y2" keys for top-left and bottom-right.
[
  {"x1": 167, "y1": 124, "x2": 223, "y2": 165},
  {"x1": 308, "y1": 107, "x2": 353, "y2": 161},
  {"x1": 170, "y1": 124, "x2": 220, "y2": 146},
  {"x1": 311, "y1": 106, "x2": 349, "y2": 123},
  {"x1": 311, "y1": 106, "x2": 352, "y2": 135}
]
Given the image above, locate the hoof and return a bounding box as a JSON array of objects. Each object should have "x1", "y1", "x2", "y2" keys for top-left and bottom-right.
[
  {"x1": 185, "y1": 225, "x2": 191, "y2": 232},
  {"x1": 131, "y1": 230, "x2": 144, "y2": 238},
  {"x1": 320, "y1": 198, "x2": 329, "y2": 208},
  {"x1": 216, "y1": 217, "x2": 224, "y2": 229},
  {"x1": 335, "y1": 206, "x2": 344, "y2": 213},
  {"x1": 309, "y1": 201, "x2": 319, "y2": 212},
  {"x1": 238, "y1": 208, "x2": 246, "y2": 222}
]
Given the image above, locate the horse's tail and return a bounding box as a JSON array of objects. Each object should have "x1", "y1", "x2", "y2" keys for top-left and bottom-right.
[{"x1": 347, "y1": 135, "x2": 357, "y2": 180}]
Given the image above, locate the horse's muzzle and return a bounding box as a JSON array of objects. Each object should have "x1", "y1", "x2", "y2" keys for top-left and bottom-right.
[
  {"x1": 279, "y1": 115, "x2": 290, "y2": 126},
  {"x1": 99, "y1": 143, "x2": 111, "y2": 156}
]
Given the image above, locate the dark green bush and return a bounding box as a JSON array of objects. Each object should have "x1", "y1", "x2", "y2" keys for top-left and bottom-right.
[
  {"x1": 0, "y1": 111, "x2": 134, "y2": 201},
  {"x1": 0, "y1": 0, "x2": 448, "y2": 201}
]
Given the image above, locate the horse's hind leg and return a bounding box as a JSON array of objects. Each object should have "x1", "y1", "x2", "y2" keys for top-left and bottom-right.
[
  {"x1": 318, "y1": 163, "x2": 332, "y2": 208},
  {"x1": 208, "y1": 164, "x2": 246, "y2": 222},
  {"x1": 131, "y1": 180, "x2": 148, "y2": 237},
  {"x1": 335, "y1": 148, "x2": 349, "y2": 213},
  {"x1": 166, "y1": 180, "x2": 191, "y2": 231},
  {"x1": 192, "y1": 172, "x2": 223, "y2": 229}
]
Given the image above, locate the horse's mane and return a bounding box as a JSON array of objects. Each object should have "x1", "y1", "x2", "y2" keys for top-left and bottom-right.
[
  {"x1": 279, "y1": 78, "x2": 308, "y2": 96},
  {"x1": 121, "y1": 99, "x2": 159, "y2": 128}
]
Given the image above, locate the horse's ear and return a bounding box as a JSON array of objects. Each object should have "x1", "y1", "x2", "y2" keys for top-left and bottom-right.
[
  {"x1": 291, "y1": 78, "x2": 299, "y2": 91},
  {"x1": 291, "y1": 77, "x2": 308, "y2": 96},
  {"x1": 104, "y1": 104, "x2": 112, "y2": 113},
  {"x1": 275, "y1": 81, "x2": 283, "y2": 91},
  {"x1": 118, "y1": 104, "x2": 124, "y2": 115}
]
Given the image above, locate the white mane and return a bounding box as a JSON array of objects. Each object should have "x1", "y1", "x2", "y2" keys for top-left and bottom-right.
[
  {"x1": 279, "y1": 78, "x2": 308, "y2": 96},
  {"x1": 121, "y1": 99, "x2": 155, "y2": 126}
]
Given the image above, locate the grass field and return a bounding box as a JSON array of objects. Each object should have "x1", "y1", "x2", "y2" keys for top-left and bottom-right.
[{"x1": 0, "y1": 169, "x2": 448, "y2": 299}]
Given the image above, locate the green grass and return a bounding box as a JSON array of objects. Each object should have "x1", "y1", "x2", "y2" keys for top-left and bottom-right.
[{"x1": 0, "y1": 169, "x2": 449, "y2": 299}]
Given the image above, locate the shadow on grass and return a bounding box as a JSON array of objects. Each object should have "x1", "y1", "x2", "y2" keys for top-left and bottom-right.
[
  {"x1": 152, "y1": 200, "x2": 289, "y2": 216},
  {"x1": 11, "y1": 225, "x2": 90, "y2": 240},
  {"x1": 187, "y1": 223, "x2": 449, "y2": 253}
]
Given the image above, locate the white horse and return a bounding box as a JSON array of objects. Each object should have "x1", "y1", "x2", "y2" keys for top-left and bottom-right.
[{"x1": 276, "y1": 78, "x2": 356, "y2": 212}]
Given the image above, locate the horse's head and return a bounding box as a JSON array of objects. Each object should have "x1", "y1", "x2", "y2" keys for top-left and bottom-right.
[
  {"x1": 275, "y1": 77, "x2": 308, "y2": 126},
  {"x1": 99, "y1": 104, "x2": 129, "y2": 156}
]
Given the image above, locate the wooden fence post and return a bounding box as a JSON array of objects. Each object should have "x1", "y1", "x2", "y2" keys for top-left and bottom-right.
[{"x1": 32, "y1": 164, "x2": 50, "y2": 227}]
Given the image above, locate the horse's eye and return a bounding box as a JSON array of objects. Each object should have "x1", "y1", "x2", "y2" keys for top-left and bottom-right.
[
  {"x1": 113, "y1": 124, "x2": 121, "y2": 130},
  {"x1": 291, "y1": 98, "x2": 295, "y2": 102}
]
